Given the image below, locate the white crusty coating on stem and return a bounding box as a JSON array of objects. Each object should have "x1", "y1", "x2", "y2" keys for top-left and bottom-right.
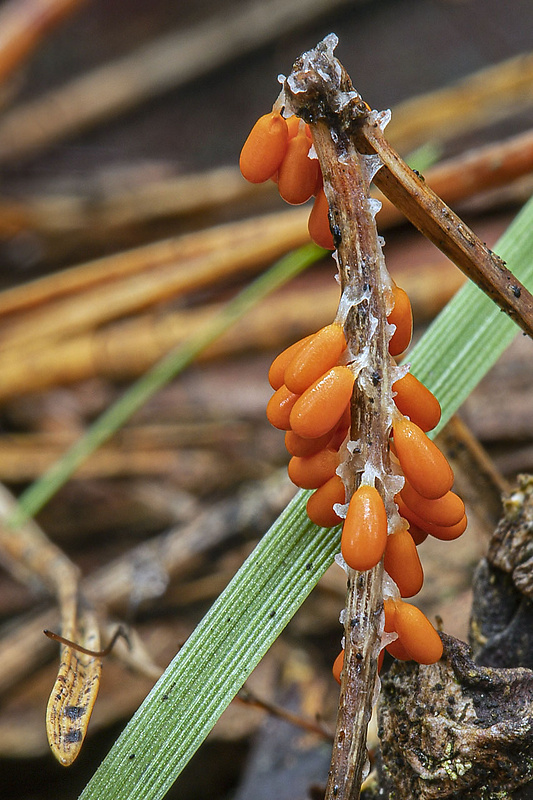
[{"x1": 283, "y1": 35, "x2": 408, "y2": 800}]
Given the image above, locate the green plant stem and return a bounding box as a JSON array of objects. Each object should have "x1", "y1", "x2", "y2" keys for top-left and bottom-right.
[{"x1": 5, "y1": 242, "x2": 324, "y2": 529}]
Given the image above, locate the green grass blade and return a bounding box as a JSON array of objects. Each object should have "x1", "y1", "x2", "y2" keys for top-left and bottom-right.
[
  {"x1": 80, "y1": 196, "x2": 533, "y2": 800},
  {"x1": 6, "y1": 242, "x2": 324, "y2": 529},
  {"x1": 81, "y1": 493, "x2": 339, "y2": 800}
]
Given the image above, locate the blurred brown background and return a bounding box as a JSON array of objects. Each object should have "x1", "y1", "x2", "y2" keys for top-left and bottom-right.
[{"x1": 0, "y1": 0, "x2": 532, "y2": 798}]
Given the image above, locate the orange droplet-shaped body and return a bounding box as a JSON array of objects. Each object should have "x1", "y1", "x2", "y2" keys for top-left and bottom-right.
[
  {"x1": 332, "y1": 649, "x2": 344, "y2": 684},
  {"x1": 327, "y1": 405, "x2": 351, "y2": 450},
  {"x1": 239, "y1": 112, "x2": 288, "y2": 183},
  {"x1": 287, "y1": 448, "x2": 339, "y2": 489},
  {"x1": 394, "y1": 601, "x2": 443, "y2": 664},
  {"x1": 308, "y1": 188, "x2": 334, "y2": 249},
  {"x1": 401, "y1": 480, "x2": 465, "y2": 527},
  {"x1": 266, "y1": 384, "x2": 299, "y2": 430},
  {"x1": 278, "y1": 131, "x2": 320, "y2": 204},
  {"x1": 408, "y1": 523, "x2": 428, "y2": 545},
  {"x1": 393, "y1": 417, "x2": 454, "y2": 499},
  {"x1": 392, "y1": 372, "x2": 441, "y2": 432},
  {"x1": 386, "y1": 637, "x2": 412, "y2": 661},
  {"x1": 285, "y1": 428, "x2": 334, "y2": 458},
  {"x1": 290, "y1": 366, "x2": 354, "y2": 439},
  {"x1": 383, "y1": 527, "x2": 424, "y2": 597},
  {"x1": 384, "y1": 597, "x2": 398, "y2": 632},
  {"x1": 306, "y1": 474, "x2": 345, "y2": 527},
  {"x1": 285, "y1": 323, "x2": 346, "y2": 394},
  {"x1": 396, "y1": 495, "x2": 467, "y2": 541},
  {"x1": 285, "y1": 114, "x2": 302, "y2": 139},
  {"x1": 268, "y1": 334, "x2": 313, "y2": 390},
  {"x1": 341, "y1": 484, "x2": 388, "y2": 571},
  {"x1": 388, "y1": 285, "x2": 413, "y2": 356}
]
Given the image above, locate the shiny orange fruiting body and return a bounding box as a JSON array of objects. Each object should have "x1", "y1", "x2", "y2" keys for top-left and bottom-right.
[
  {"x1": 287, "y1": 448, "x2": 339, "y2": 489},
  {"x1": 383, "y1": 597, "x2": 397, "y2": 632},
  {"x1": 388, "y1": 285, "x2": 413, "y2": 356},
  {"x1": 290, "y1": 366, "x2": 354, "y2": 439},
  {"x1": 401, "y1": 480, "x2": 465, "y2": 527},
  {"x1": 383, "y1": 527, "x2": 424, "y2": 598},
  {"x1": 268, "y1": 335, "x2": 313, "y2": 390},
  {"x1": 285, "y1": 428, "x2": 334, "y2": 458},
  {"x1": 306, "y1": 474, "x2": 345, "y2": 528},
  {"x1": 392, "y1": 372, "x2": 441, "y2": 432},
  {"x1": 407, "y1": 523, "x2": 429, "y2": 545},
  {"x1": 393, "y1": 600, "x2": 443, "y2": 664},
  {"x1": 284, "y1": 323, "x2": 346, "y2": 394},
  {"x1": 341, "y1": 485, "x2": 388, "y2": 571},
  {"x1": 332, "y1": 649, "x2": 344, "y2": 684},
  {"x1": 239, "y1": 112, "x2": 288, "y2": 183},
  {"x1": 385, "y1": 637, "x2": 412, "y2": 661},
  {"x1": 278, "y1": 130, "x2": 320, "y2": 205},
  {"x1": 265, "y1": 384, "x2": 300, "y2": 430},
  {"x1": 396, "y1": 495, "x2": 467, "y2": 541},
  {"x1": 308, "y1": 188, "x2": 334, "y2": 249},
  {"x1": 393, "y1": 417, "x2": 454, "y2": 500},
  {"x1": 285, "y1": 114, "x2": 302, "y2": 139}
]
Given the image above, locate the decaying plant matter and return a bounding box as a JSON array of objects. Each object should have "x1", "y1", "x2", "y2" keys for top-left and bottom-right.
[
  {"x1": 378, "y1": 475, "x2": 533, "y2": 799},
  {"x1": 379, "y1": 633, "x2": 533, "y2": 799}
]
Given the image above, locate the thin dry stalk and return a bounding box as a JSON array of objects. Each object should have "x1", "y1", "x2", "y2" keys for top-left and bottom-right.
[
  {"x1": 284, "y1": 39, "x2": 397, "y2": 798},
  {"x1": 236, "y1": 686, "x2": 334, "y2": 741},
  {"x1": 354, "y1": 116, "x2": 533, "y2": 336},
  {"x1": 377, "y1": 125, "x2": 533, "y2": 228}
]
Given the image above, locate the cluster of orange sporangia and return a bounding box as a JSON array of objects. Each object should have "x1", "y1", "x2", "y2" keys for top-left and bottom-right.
[
  {"x1": 239, "y1": 110, "x2": 335, "y2": 248},
  {"x1": 240, "y1": 109, "x2": 467, "y2": 672}
]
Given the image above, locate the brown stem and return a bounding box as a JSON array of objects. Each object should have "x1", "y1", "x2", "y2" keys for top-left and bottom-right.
[
  {"x1": 284, "y1": 37, "x2": 397, "y2": 799},
  {"x1": 236, "y1": 687, "x2": 334, "y2": 741},
  {"x1": 352, "y1": 119, "x2": 533, "y2": 338},
  {"x1": 43, "y1": 625, "x2": 130, "y2": 658}
]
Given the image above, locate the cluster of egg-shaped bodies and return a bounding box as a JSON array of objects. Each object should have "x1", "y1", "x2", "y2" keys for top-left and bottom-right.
[{"x1": 241, "y1": 109, "x2": 467, "y2": 673}]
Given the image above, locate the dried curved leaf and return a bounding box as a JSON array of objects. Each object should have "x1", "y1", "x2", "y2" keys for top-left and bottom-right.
[{"x1": 46, "y1": 608, "x2": 102, "y2": 766}]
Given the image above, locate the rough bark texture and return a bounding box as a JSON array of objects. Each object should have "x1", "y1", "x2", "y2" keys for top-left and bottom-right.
[
  {"x1": 376, "y1": 475, "x2": 533, "y2": 799},
  {"x1": 378, "y1": 634, "x2": 533, "y2": 799},
  {"x1": 470, "y1": 474, "x2": 533, "y2": 669}
]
